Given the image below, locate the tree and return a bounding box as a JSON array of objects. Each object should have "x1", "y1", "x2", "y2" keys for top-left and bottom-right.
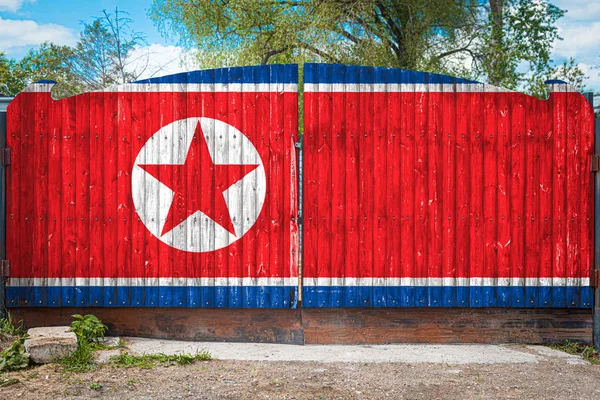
[
  {"x1": 0, "y1": 44, "x2": 81, "y2": 98},
  {"x1": 148, "y1": 0, "x2": 479, "y2": 73},
  {"x1": 72, "y1": 8, "x2": 147, "y2": 90},
  {"x1": 148, "y1": 0, "x2": 582, "y2": 95}
]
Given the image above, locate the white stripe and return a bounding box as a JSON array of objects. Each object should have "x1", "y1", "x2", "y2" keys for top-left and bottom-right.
[
  {"x1": 302, "y1": 277, "x2": 590, "y2": 287},
  {"x1": 22, "y1": 82, "x2": 298, "y2": 93},
  {"x1": 304, "y1": 83, "x2": 512, "y2": 93},
  {"x1": 9, "y1": 277, "x2": 589, "y2": 287},
  {"x1": 7, "y1": 277, "x2": 298, "y2": 287},
  {"x1": 99, "y1": 83, "x2": 298, "y2": 93}
]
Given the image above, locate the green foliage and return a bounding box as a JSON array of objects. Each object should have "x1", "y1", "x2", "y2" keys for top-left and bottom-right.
[
  {"x1": 69, "y1": 314, "x2": 108, "y2": 345},
  {"x1": 59, "y1": 314, "x2": 108, "y2": 372},
  {"x1": 549, "y1": 340, "x2": 600, "y2": 365},
  {"x1": 148, "y1": 0, "x2": 477, "y2": 74},
  {"x1": 0, "y1": 312, "x2": 25, "y2": 337},
  {"x1": 109, "y1": 351, "x2": 212, "y2": 369},
  {"x1": 0, "y1": 376, "x2": 20, "y2": 388},
  {"x1": 89, "y1": 381, "x2": 103, "y2": 390},
  {"x1": 149, "y1": 0, "x2": 584, "y2": 95},
  {"x1": 0, "y1": 336, "x2": 30, "y2": 372}
]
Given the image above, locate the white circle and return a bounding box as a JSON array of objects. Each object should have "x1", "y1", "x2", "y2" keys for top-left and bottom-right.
[{"x1": 131, "y1": 117, "x2": 267, "y2": 252}]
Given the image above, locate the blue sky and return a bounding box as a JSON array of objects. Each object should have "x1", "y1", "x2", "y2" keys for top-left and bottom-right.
[{"x1": 0, "y1": 0, "x2": 599, "y2": 90}]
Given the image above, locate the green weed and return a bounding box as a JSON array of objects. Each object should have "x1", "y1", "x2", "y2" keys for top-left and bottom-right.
[
  {"x1": 0, "y1": 312, "x2": 25, "y2": 337},
  {"x1": 89, "y1": 381, "x2": 103, "y2": 390},
  {"x1": 549, "y1": 340, "x2": 600, "y2": 365},
  {"x1": 58, "y1": 314, "x2": 108, "y2": 372},
  {"x1": 109, "y1": 351, "x2": 212, "y2": 369},
  {"x1": 0, "y1": 376, "x2": 19, "y2": 387},
  {"x1": 0, "y1": 335, "x2": 30, "y2": 372}
]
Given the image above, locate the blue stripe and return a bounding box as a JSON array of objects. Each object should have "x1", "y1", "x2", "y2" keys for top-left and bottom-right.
[
  {"x1": 304, "y1": 63, "x2": 479, "y2": 85},
  {"x1": 302, "y1": 286, "x2": 592, "y2": 308},
  {"x1": 134, "y1": 65, "x2": 298, "y2": 84},
  {"x1": 6, "y1": 286, "x2": 298, "y2": 308}
]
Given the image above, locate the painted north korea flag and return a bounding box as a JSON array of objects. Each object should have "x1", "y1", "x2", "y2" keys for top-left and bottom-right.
[
  {"x1": 303, "y1": 63, "x2": 594, "y2": 309},
  {"x1": 6, "y1": 65, "x2": 299, "y2": 308}
]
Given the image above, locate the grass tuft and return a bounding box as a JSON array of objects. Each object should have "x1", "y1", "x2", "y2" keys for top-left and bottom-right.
[
  {"x1": 109, "y1": 350, "x2": 212, "y2": 369},
  {"x1": 549, "y1": 340, "x2": 600, "y2": 365}
]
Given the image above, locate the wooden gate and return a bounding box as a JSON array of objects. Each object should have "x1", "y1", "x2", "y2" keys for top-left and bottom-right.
[
  {"x1": 303, "y1": 64, "x2": 595, "y2": 308},
  {"x1": 5, "y1": 65, "x2": 299, "y2": 308}
]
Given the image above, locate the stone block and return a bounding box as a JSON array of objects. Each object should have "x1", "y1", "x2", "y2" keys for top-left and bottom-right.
[{"x1": 24, "y1": 326, "x2": 78, "y2": 364}]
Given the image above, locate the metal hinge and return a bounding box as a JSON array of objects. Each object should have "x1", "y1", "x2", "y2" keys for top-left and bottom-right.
[
  {"x1": 591, "y1": 268, "x2": 600, "y2": 288},
  {"x1": 0, "y1": 260, "x2": 9, "y2": 277},
  {"x1": 1, "y1": 148, "x2": 10, "y2": 166}
]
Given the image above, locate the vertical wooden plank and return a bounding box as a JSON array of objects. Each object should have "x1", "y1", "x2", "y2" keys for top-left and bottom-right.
[
  {"x1": 144, "y1": 89, "x2": 160, "y2": 307},
  {"x1": 539, "y1": 95, "x2": 554, "y2": 307},
  {"x1": 398, "y1": 70, "x2": 414, "y2": 307},
  {"x1": 241, "y1": 66, "x2": 257, "y2": 307},
  {"x1": 116, "y1": 88, "x2": 132, "y2": 306},
  {"x1": 89, "y1": 92, "x2": 104, "y2": 306},
  {"x1": 427, "y1": 74, "x2": 442, "y2": 307},
  {"x1": 496, "y1": 92, "x2": 511, "y2": 306},
  {"x1": 511, "y1": 93, "x2": 526, "y2": 307},
  {"x1": 317, "y1": 65, "x2": 332, "y2": 307},
  {"x1": 442, "y1": 80, "x2": 456, "y2": 306},
  {"x1": 579, "y1": 93, "x2": 594, "y2": 307},
  {"x1": 268, "y1": 65, "x2": 283, "y2": 307},
  {"x1": 75, "y1": 93, "x2": 91, "y2": 307},
  {"x1": 103, "y1": 91, "x2": 118, "y2": 306},
  {"x1": 226, "y1": 69, "x2": 242, "y2": 308},
  {"x1": 158, "y1": 84, "x2": 174, "y2": 307},
  {"x1": 482, "y1": 86, "x2": 497, "y2": 307},
  {"x1": 61, "y1": 97, "x2": 77, "y2": 307},
  {"x1": 455, "y1": 82, "x2": 470, "y2": 306},
  {"x1": 566, "y1": 89, "x2": 581, "y2": 307},
  {"x1": 386, "y1": 70, "x2": 402, "y2": 306},
  {"x1": 47, "y1": 95, "x2": 63, "y2": 307},
  {"x1": 469, "y1": 82, "x2": 484, "y2": 307},
  {"x1": 358, "y1": 66, "x2": 374, "y2": 307},
  {"x1": 372, "y1": 67, "x2": 387, "y2": 306},
  {"x1": 31, "y1": 90, "x2": 49, "y2": 306},
  {"x1": 330, "y1": 64, "x2": 346, "y2": 308},
  {"x1": 413, "y1": 72, "x2": 428, "y2": 307},
  {"x1": 525, "y1": 95, "x2": 541, "y2": 307},
  {"x1": 6, "y1": 95, "x2": 22, "y2": 307},
  {"x1": 286, "y1": 64, "x2": 299, "y2": 308},
  {"x1": 171, "y1": 73, "x2": 188, "y2": 308},
  {"x1": 344, "y1": 65, "x2": 360, "y2": 307}
]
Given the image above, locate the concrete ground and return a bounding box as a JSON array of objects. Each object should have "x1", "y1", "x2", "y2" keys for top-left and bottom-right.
[
  {"x1": 2, "y1": 337, "x2": 599, "y2": 399},
  {"x1": 124, "y1": 337, "x2": 575, "y2": 364}
]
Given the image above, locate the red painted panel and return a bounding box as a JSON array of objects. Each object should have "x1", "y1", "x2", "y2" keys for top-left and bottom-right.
[
  {"x1": 303, "y1": 64, "x2": 595, "y2": 308},
  {"x1": 6, "y1": 65, "x2": 299, "y2": 308}
]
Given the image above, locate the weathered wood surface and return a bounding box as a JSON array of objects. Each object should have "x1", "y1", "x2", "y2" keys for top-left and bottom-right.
[{"x1": 9, "y1": 308, "x2": 592, "y2": 345}]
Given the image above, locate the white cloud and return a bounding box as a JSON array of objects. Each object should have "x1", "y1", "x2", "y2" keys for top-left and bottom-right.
[
  {"x1": 0, "y1": 17, "x2": 76, "y2": 53},
  {"x1": 553, "y1": 21, "x2": 600, "y2": 62},
  {"x1": 126, "y1": 44, "x2": 198, "y2": 81},
  {"x1": 0, "y1": 0, "x2": 34, "y2": 12},
  {"x1": 553, "y1": 0, "x2": 600, "y2": 22},
  {"x1": 550, "y1": 1, "x2": 600, "y2": 91}
]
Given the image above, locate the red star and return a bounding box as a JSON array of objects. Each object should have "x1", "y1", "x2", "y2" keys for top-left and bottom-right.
[{"x1": 139, "y1": 122, "x2": 259, "y2": 237}]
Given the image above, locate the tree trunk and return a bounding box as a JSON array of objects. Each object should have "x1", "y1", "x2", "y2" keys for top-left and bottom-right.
[{"x1": 488, "y1": 0, "x2": 504, "y2": 86}]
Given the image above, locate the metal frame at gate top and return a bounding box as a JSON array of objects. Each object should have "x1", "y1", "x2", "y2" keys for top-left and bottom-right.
[{"x1": 586, "y1": 92, "x2": 600, "y2": 351}]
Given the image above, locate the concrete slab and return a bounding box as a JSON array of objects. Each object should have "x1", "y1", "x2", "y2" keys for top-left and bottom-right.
[
  {"x1": 24, "y1": 326, "x2": 78, "y2": 364},
  {"x1": 123, "y1": 337, "x2": 542, "y2": 365},
  {"x1": 528, "y1": 345, "x2": 589, "y2": 365}
]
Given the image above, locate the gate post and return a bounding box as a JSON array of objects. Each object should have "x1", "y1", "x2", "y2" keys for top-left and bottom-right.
[
  {"x1": 585, "y1": 92, "x2": 600, "y2": 351},
  {"x1": 0, "y1": 96, "x2": 10, "y2": 320}
]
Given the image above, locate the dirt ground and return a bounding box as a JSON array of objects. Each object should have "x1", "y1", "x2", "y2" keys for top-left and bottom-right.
[{"x1": 1, "y1": 351, "x2": 600, "y2": 399}]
